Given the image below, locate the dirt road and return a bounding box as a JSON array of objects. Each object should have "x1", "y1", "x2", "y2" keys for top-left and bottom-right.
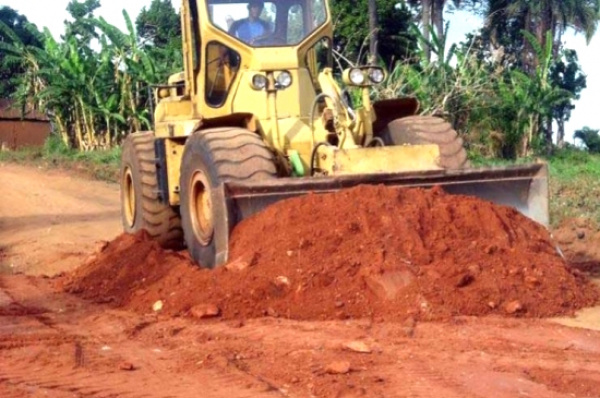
[
  {"x1": 0, "y1": 163, "x2": 121, "y2": 276},
  {"x1": 2, "y1": 163, "x2": 600, "y2": 397}
]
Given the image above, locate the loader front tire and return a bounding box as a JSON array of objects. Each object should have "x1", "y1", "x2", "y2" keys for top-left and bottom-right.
[
  {"x1": 120, "y1": 132, "x2": 183, "y2": 248},
  {"x1": 379, "y1": 116, "x2": 469, "y2": 169},
  {"x1": 180, "y1": 128, "x2": 277, "y2": 268}
]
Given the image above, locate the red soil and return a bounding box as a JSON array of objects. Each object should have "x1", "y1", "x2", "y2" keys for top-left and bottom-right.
[{"x1": 63, "y1": 185, "x2": 599, "y2": 321}]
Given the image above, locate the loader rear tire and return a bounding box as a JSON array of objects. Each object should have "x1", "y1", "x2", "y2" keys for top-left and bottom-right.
[
  {"x1": 179, "y1": 128, "x2": 277, "y2": 268},
  {"x1": 120, "y1": 132, "x2": 183, "y2": 248},
  {"x1": 379, "y1": 115, "x2": 470, "y2": 169}
]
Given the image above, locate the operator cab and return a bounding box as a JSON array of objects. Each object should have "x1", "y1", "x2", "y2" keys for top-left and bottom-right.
[
  {"x1": 203, "y1": 0, "x2": 332, "y2": 107},
  {"x1": 207, "y1": 0, "x2": 328, "y2": 47}
]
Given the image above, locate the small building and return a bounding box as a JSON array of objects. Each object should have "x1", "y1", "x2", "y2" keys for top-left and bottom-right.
[{"x1": 0, "y1": 99, "x2": 51, "y2": 150}]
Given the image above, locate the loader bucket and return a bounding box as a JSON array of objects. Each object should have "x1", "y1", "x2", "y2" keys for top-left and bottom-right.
[{"x1": 211, "y1": 163, "x2": 549, "y2": 266}]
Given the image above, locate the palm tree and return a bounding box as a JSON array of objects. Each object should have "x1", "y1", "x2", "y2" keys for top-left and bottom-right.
[{"x1": 485, "y1": 0, "x2": 600, "y2": 70}]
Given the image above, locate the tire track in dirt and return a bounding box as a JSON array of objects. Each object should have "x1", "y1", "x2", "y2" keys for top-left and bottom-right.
[{"x1": 0, "y1": 276, "x2": 286, "y2": 398}]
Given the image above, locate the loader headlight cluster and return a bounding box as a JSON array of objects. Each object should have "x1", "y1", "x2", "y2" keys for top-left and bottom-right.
[
  {"x1": 250, "y1": 71, "x2": 293, "y2": 91},
  {"x1": 276, "y1": 71, "x2": 292, "y2": 89},
  {"x1": 368, "y1": 67, "x2": 385, "y2": 84},
  {"x1": 343, "y1": 67, "x2": 386, "y2": 87},
  {"x1": 349, "y1": 68, "x2": 365, "y2": 85},
  {"x1": 251, "y1": 74, "x2": 268, "y2": 90}
]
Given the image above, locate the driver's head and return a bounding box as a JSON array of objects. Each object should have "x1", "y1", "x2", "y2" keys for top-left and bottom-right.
[{"x1": 248, "y1": 0, "x2": 264, "y2": 18}]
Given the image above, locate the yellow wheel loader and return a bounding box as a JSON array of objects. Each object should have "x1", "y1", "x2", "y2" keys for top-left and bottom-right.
[{"x1": 120, "y1": 0, "x2": 549, "y2": 267}]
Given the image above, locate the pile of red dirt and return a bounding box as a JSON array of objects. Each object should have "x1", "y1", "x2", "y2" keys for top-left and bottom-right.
[{"x1": 62, "y1": 185, "x2": 599, "y2": 322}]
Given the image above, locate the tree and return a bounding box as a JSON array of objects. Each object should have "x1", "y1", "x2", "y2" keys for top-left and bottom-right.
[
  {"x1": 136, "y1": 0, "x2": 181, "y2": 48},
  {"x1": 330, "y1": 0, "x2": 416, "y2": 67},
  {"x1": 549, "y1": 49, "x2": 586, "y2": 147},
  {"x1": 483, "y1": 0, "x2": 600, "y2": 72},
  {"x1": 407, "y1": 0, "x2": 470, "y2": 61},
  {"x1": 0, "y1": 7, "x2": 42, "y2": 97},
  {"x1": 63, "y1": 0, "x2": 101, "y2": 46},
  {"x1": 574, "y1": 127, "x2": 600, "y2": 153},
  {"x1": 367, "y1": 0, "x2": 378, "y2": 63},
  {"x1": 135, "y1": 0, "x2": 182, "y2": 81}
]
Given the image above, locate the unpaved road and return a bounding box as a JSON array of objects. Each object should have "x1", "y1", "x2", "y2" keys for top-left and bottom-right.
[
  {"x1": 0, "y1": 163, "x2": 121, "y2": 276},
  {"x1": 2, "y1": 162, "x2": 600, "y2": 397}
]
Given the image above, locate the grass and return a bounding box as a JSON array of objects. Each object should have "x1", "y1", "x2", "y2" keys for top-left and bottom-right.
[
  {"x1": 471, "y1": 148, "x2": 600, "y2": 227},
  {"x1": 2, "y1": 137, "x2": 599, "y2": 228},
  {"x1": 546, "y1": 149, "x2": 600, "y2": 227},
  {"x1": 0, "y1": 135, "x2": 121, "y2": 182}
]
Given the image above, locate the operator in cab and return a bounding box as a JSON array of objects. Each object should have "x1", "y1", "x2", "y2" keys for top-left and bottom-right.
[{"x1": 229, "y1": 1, "x2": 271, "y2": 44}]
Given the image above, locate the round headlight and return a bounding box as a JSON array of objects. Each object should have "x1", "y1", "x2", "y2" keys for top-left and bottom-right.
[
  {"x1": 251, "y1": 74, "x2": 268, "y2": 90},
  {"x1": 276, "y1": 71, "x2": 292, "y2": 89},
  {"x1": 349, "y1": 68, "x2": 365, "y2": 85},
  {"x1": 368, "y1": 68, "x2": 385, "y2": 84}
]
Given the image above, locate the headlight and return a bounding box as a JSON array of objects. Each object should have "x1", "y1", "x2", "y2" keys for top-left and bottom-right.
[
  {"x1": 368, "y1": 68, "x2": 385, "y2": 84},
  {"x1": 251, "y1": 74, "x2": 268, "y2": 90},
  {"x1": 349, "y1": 68, "x2": 365, "y2": 85},
  {"x1": 276, "y1": 71, "x2": 292, "y2": 89}
]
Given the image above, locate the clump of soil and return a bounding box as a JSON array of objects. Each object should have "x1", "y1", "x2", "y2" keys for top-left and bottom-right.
[
  {"x1": 63, "y1": 185, "x2": 599, "y2": 321},
  {"x1": 553, "y1": 218, "x2": 600, "y2": 263}
]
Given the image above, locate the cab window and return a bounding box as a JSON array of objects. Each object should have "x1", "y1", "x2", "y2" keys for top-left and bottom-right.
[
  {"x1": 207, "y1": 0, "x2": 328, "y2": 47},
  {"x1": 205, "y1": 42, "x2": 241, "y2": 107}
]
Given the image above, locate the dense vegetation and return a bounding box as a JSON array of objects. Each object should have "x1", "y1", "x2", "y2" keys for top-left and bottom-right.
[{"x1": 0, "y1": 0, "x2": 599, "y2": 158}]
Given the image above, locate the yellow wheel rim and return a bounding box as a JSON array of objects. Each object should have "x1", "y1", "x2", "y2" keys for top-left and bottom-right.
[
  {"x1": 189, "y1": 171, "x2": 214, "y2": 246},
  {"x1": 122, "y1": 167, "x2": 136, "y2": 228}
]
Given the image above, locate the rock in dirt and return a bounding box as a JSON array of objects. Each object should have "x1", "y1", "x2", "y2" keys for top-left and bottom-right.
[
  {"x1": 225, "y1": 257, "x2": 251, "y2": 272},
  {"x1": 274, "y1": 276, "x2": 291, "y2": 287},
  {"x1": 504, "y1": 300, "x2": 524, "y2": 314},
  {"x1": 152, "y1": 300, "x2": 164, "y2": 312},
  {"x1": 118, "y1": 361, "x2": 135, "y2": 371},
  {"x1": 343, "y1": 341, "x2": 372, "y2": 354},
  {"x1": 190, "y1": 304, "x2": 220, "y2": 319},
  {"x1": 325, "y1": 360, "x2": 352, "y2": 375}
]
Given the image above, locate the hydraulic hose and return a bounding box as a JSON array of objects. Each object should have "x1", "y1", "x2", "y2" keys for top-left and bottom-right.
[
  {"x1": 309, "y1": 93, "x2": 338, "y2": 151},
  {"x1": 310, "y1": 142, "x2": 331, "y2": 176}
]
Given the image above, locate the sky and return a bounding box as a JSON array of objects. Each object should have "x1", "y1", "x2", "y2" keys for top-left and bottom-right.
[{"x1": 1, "y1": 0, "x2": 598, "y2": 140}]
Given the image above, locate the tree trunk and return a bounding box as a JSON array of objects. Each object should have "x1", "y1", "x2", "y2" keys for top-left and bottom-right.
[
  {"x1": 432, "y1": 0, "x2": 445, "y2": 46},
  {"x1": 557, "y1": 118, "x2": 566, "y2": 148},
  {"x1": 421, "y1": 0, "x2": 432, "y2": 62},
  {"x1": 367, "y1": 0, "x2": 378, "y2": 64},
  {"x1": 55, "y1": 116, "x2": 70, "y2": 148}
]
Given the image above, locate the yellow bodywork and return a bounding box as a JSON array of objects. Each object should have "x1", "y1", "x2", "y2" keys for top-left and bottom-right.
[
  {"x1": 124, "y1": 0, "x2": 550, "y2": 269},
  {"x1": 150, "y1": 0, "x2": 442, "y2": 206},
  {"x1": 320, "y1": 145, "x2": 441, "y2": 175}
]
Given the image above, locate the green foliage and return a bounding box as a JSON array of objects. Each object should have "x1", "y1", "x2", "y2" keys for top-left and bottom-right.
[
  {"x1": 330, "y1": 0, "x2": 416, "y2": 67},
  {"x1": 0, "y1": 7, "x2": 43, "y2": 98},
  {"x1": 136, "y1": 0, "x2": 182, "y2": 81},
  {"x1": 136, "y1": 0, "x2": 180, "y2": 48},
  {"x1": 375, "y1": 26, "x2": 573, "y2": 159},
  {"x1": 469, "y1": 147, "x2": 600, "y2": 226},
  {"x1": 3, "y1": 9, "x2": 164, "y2": 151},
  {"x1": 63, "y1": 0, "x2": 101, "y2": 45},
  {"x1": 574, "y1": 127, "x2": 600, "y2": 153},
  {"x1": 0, "y1": 134, "x2": 121, "y2": 181},
  {"x1": 550, "y1": 49, "x2": 587, "y2": 145},
  {"x1": 548, "y1": 148, "x2": 600, "y2": 225}
]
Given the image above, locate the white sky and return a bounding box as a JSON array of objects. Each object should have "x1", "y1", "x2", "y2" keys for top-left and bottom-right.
[{"x1": 0, "y1": 1, "x2": 598, "y2": 139}]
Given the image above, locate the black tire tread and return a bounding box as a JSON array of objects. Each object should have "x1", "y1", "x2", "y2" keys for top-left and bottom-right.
[
  {"x1": 121, "y1": 131, "x2": 183, "y2": 248},
  {"x1": 379, "y1": 115, "x2": 470, "y2": 169},
  {"x1": 180, "y1": 127, "x2": 276, "y2": 267},
  {"x1": 197, "y1": 128, "x2": 277, "y2": 181}
]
